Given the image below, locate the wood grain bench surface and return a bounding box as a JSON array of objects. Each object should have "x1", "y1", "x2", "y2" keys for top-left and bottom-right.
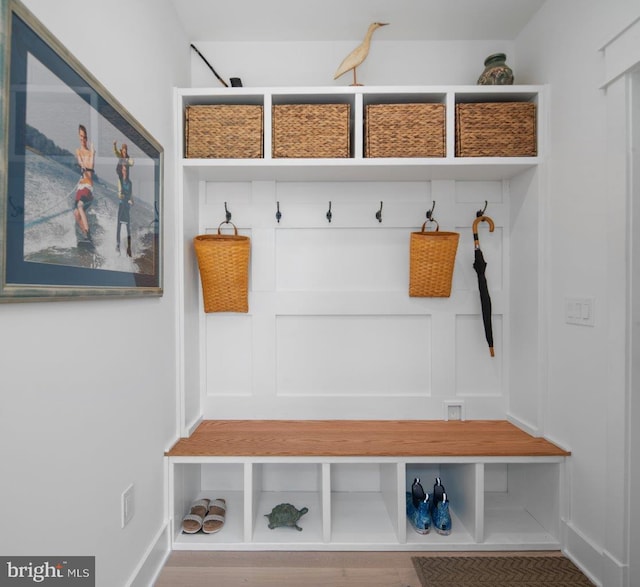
[{"x1": 165, "y1": 420, "x2": 570, "y2": 458}]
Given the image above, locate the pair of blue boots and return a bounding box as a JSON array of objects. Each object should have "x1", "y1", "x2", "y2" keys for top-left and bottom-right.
[{"x1": 406, "y1": 476, "x2": 451, "y2": 535}]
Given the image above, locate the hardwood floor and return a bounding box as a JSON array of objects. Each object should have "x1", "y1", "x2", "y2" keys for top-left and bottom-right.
[
  {"x1": 154, "y1": 550, "x2": 564, "y2": 586},
  {"x1": 155, "y1": 551, "x2": 421, "y2": 587}
]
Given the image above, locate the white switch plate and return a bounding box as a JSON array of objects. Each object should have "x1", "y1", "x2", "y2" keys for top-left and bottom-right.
[{"x1": 565, "y1": 297, "x2": 595, "y2": 326}]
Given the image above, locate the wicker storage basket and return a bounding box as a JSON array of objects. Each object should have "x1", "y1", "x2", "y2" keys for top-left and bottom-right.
[
  {"x1": 365, "y1": 103, "x2": 446, "y2": 158},
  {"x1": 409, "y1": 222, "x2": 460, "y2": 298},
  {"x1": 455, "y1": 102, "x2": 536, "y2": 157},
  {"x1": 272, "y1": 103, "x2": 350, "y2": 158},
  {"x1": 193, "y1": 223, "x2": 250, "y2": 313},
  {"x1": 185, "y1": 105, "x2": 263, "y2": 159}
]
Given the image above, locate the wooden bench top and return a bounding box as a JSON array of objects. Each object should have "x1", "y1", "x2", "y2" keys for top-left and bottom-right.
[{"x1": 165, "y1": 420, "x2": 570, "y2": 458}]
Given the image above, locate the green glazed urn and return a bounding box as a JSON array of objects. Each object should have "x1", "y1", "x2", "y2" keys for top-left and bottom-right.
[{"x1": 477, "y1": 53, "x2": 514, "y2": 85}]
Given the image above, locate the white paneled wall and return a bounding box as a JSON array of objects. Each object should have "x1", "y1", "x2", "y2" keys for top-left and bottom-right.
[{"x1": 197, "y1": 178, "x2": 509, "y2": 420}]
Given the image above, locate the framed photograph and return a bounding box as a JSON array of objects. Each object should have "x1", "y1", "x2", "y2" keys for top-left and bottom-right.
[{"x1": 0, "y1": 0, "x2": 163, "y2": 301}]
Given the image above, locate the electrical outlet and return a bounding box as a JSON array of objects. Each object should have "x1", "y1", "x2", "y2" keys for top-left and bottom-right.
[
  {"x1": 444, "y1": 401, "x2": 465, "y2": 421},
  {"x1": 121, "y1": 484, "x2": 135, "y2": 528}
]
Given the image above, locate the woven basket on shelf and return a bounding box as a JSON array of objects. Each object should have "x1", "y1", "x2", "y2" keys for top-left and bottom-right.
[
  {"x1": 455, "y1": 102, "x2": 536, "y2": 157},
  {"x1": 409, "y1": 222, "x2": 460, "y2": 298},
  {"x1": 272, "y1": 103, "x2": 350, "y2": 158},
  {"x1": 365, "y1": 103, "x2": 446, "y2": 158},
  {"x1": 185, "y1": 104, "x2": 263, "y2": 159},
  {"x1": 193, "y1": 223, "x2": 250, "y2": 313}
]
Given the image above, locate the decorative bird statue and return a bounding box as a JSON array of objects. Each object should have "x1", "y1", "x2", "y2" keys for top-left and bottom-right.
[{"x1": 334, "y1": 22, "x2": 389, "y2": 86}]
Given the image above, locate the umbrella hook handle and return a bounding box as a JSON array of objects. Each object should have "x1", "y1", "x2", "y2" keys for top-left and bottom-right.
[{"x1": 472, "y1": 215, "x2": 495, "y2": 248}]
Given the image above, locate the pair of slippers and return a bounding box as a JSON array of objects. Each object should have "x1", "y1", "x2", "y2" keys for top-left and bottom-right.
[{"x1": 182, "y1": 498, "x2": 226, "y2": 534}]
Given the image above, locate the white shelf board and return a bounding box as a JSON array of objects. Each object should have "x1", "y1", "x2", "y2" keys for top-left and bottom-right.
[
  {"x1": 177, "y1": 84, "x2": 543, "y2": 102},
  {"x1": 330, "y1": 492, "x2": 398, "y2": 543},
  {"x1": 483, "y1": 507, "x2": 559, "y2": 547},
  {"x1": 484, "y1": 490, "x2": 560, "y2": 547},
  {"x1": 182, "y1": 157, "x2": 539, "y2": 182}
]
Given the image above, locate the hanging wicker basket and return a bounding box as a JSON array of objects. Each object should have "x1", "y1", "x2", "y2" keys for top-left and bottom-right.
[
  {"x1": 409, "y1": 222, "x2": 460, "y2": 297},
  {"x1": 193, "y1": 222, "x2": 250, "y2": 313}
]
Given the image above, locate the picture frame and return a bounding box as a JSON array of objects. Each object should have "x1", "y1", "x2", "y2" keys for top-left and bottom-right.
[{"x1": 0, "y1": 0, "x2": 163, "y2": 302}]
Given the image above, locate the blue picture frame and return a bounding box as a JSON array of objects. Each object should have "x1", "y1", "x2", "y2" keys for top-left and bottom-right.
[{"x1": 0, "y1": 0, "x2": 163, "y2": 301}]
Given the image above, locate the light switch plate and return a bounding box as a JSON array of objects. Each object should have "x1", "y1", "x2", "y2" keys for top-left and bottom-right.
[{"x1": 565, "y1": 297, "x2": 595, "y2": 326}]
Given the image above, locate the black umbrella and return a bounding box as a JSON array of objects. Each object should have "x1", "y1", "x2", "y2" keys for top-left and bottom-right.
[{"x1": 472, "y1": 213, "x2": 495, "y2": 357}]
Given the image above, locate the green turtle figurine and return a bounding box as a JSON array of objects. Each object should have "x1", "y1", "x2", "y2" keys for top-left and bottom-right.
[{"x1": 265, "y1": 503, "x2": 309, "y2": 531}]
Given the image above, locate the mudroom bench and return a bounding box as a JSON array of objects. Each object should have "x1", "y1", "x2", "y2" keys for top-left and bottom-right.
[{"x1": 165, "y1": 420, "x2": 570, "y2": 551}]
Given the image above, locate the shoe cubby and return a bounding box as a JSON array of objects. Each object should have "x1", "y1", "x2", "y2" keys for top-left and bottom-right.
[
  {"x1": 404, "y1": 463, "x2": 480, "y2": 546},
  {"x1": 249, "y1": 462, "x2": 324, "y2": 545},
  {"x1": 328, "y1": 462, "x2": 402, "y2": 544},
  {"x1": 170, "y1": 461, "x2": 245, "y2": 549},
  {"x1": 482, "y1": 462, "x2": 561, "y2": 547}
]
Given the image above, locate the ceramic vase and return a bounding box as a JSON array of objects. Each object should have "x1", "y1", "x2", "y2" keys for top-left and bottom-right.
[{"x1": 477, "y1": 53, "x2": 514, "y2": 85}]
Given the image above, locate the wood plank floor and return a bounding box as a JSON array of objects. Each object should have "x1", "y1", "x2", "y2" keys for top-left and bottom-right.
[
  {"x1": 165, "y1": 420, "x2": 570, "y2": 458},
  {"x1": 154, "y1": 550, "x2": 566, "y2": 587}
]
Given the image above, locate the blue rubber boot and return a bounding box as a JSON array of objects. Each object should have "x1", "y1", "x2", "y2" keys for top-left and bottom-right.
[
  {"x1": 406, "y1": 492, "x2": 431, "y2": 534},
  {"x1": 433, "y1": 491, "x2": 452, "y2": 535}
]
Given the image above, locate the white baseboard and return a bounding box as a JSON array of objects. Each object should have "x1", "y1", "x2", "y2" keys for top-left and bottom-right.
[
  {"x1": 126, "y1": 522, "x2": 171, "y2": 587},
  {"x1": 563, "y1": 520, "x2": 627, "y2": 587}
]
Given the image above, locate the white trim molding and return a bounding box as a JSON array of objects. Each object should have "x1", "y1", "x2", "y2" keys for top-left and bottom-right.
[{"x1": 600, "y1": 15, "x2": 640, "y2": 89}]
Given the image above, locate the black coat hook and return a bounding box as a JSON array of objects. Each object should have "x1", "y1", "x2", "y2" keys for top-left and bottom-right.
[
  {"x1": 326, "y1": 201, "x2": 332, "y2": 223},
  {"x1": 224, "y1": 202, "x2": 232, "y2": 222},
  {"x1": 476, "y1": 200, "x2": 488, "y2": 217},
  {"x1": 376, "y1": 201, "x2": 383, "y2": 223},
  {"x1": 426, "y1": 201, "x2": 436, "y2": 221},
  {"x1": 276, "y1": 201, "x2": 282, "y2": 223}
]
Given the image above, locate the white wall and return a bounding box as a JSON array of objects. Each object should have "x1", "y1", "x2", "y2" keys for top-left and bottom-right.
[
  {"x1": 0, "y1": 1, "x2": 187, "y2": 585},
  {"x1": 516, "y1": 1, "x2": 639, "y2": 585},
  {"x1": 190, "y1": 40, "x2": 517, "y2": 87}
]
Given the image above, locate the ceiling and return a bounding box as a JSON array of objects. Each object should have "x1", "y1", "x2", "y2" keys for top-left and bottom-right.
[{"x1": 169, "y1": 0, "x2": 547, "y2": 43}]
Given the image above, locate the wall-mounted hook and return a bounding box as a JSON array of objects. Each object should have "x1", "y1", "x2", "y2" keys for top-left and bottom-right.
[
  {"x1": 426, "y1": 201, "x2": 436, "y2": 221},
  {"x1": 326, "y1": 201, "x2": 332, "y2": 223},
  {"x1": 476, "y1": 200, "x2": 488, "y2": 218},
  {"x1": 224, "y1": 202, "x2": 232, "y2": 223},
  {"x1": 376, "y1": 201, "x2": 383, "y2": 223},
  {"x1": 276, "y1": 201, "x2": 282, "y2": 223}
]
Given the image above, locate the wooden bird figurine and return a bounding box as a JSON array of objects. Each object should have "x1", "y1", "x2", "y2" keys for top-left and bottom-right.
[{"x1": 334, "y1": 22, "x2": 389, "y2": 86}]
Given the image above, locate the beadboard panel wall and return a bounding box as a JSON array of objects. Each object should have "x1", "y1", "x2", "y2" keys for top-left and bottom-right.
[{"x1": 196, "y1": 178, "x2": 508, "y2": 420}]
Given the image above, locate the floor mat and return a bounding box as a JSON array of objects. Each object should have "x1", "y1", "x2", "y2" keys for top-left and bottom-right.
[{"x1": 411, "y1": 555, "x2": 593, "y2": 587}]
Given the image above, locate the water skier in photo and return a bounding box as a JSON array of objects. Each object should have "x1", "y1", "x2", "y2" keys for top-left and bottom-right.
[
  {"x1": 116, "y1": 163, "x2": 133, "y2": 257},
  {"x1": 74, "y1": 124, "x2": 95, "y2": 240},
  {"x1": 113, "y1": 140, "x2": 134, "y2": 192}
]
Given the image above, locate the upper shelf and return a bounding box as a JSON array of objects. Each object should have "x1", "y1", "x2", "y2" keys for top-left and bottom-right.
[{"x1": 176, "y1": 85, "x2": 544, "y2": 182}]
